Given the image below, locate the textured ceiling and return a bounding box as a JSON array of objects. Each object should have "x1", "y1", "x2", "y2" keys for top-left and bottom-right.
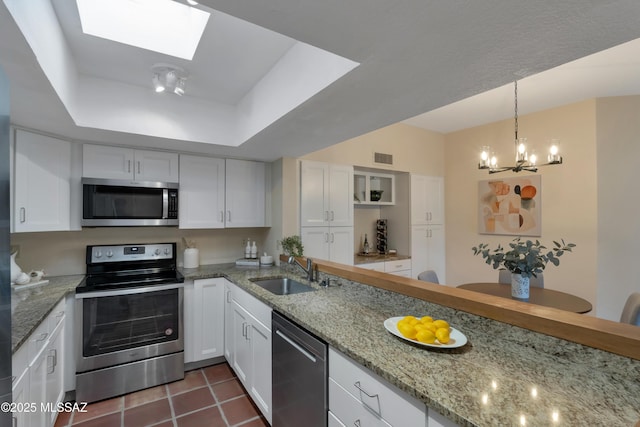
[{"x1": 2, "y1": 0, "x2": 640, "y2": 161}]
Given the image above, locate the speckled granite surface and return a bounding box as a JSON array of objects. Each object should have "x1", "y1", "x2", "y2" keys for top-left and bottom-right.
[
  {"x1": 13, "y1": 265, "x2": 640, "y2": 426},
  {"x1": 11, "y1": 275, "x2": 83, "y2": 353},
  {"x1": 353, "y1": 253, "x2": 411, "y2": 265}
]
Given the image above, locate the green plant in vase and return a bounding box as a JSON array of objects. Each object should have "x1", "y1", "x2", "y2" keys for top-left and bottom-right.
[{"x1": 278, "y1": 235, "x2": 304, "y2": 257}]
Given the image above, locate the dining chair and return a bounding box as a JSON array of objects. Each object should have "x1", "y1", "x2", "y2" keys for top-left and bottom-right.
[
  {"x1": 620, "y1": 292, "x2": 640, "y2": 326},
  {"x1": 498, "y1": 270, "x2": 544, "y2": 288},
  {"x1": 417, "y1": 270, "x2": 439, "y2": 284}
]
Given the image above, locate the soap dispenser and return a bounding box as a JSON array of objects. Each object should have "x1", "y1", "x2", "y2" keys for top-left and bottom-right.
[
  {"x1": 251, "y1": 241, "x2": 258, "y2": 259},
  {"x1": 245, "y1": 239, "x2": 251, "y2": 259}
]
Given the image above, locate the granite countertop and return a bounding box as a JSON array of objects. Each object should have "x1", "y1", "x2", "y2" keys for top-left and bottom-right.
[
  {"x1": 13, "y1": 265, "x2": 640, "y2": 426},
  {"x1": 353, "y1": 253, "x2": 411, "y2": 265},
  {"x1": 11, "y1": 274, "x2": 84, "y2": 353}
]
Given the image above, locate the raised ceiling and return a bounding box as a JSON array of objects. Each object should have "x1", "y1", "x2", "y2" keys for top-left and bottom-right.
[{"x1": 2, "y1": 0, "x2": 640, "y2": 161}]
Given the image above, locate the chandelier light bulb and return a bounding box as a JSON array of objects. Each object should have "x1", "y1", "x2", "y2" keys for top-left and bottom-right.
[
  {"x1": 151, "y1": 64, "x2": 188, "y2": 96},
  {"x1": 152, "y1": 73, "x2": 165, "y2": 93},
  {"x1": 529, "y1": 153, "x2": 537, "y2": 165}
]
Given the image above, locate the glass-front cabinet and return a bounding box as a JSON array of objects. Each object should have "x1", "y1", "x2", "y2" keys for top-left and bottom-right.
[{"x1": 354, "y1": 170, "x2": 395, "y2": 205}]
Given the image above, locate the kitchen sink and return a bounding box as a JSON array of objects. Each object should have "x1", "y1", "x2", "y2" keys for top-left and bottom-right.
[{"x1": 250, "y1": 277, "x2": 316, "y2": 295}]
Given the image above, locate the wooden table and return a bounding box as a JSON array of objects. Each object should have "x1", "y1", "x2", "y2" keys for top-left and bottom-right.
[{"x1": 457, "y1": 283, "x2": 593, "y2": 313}]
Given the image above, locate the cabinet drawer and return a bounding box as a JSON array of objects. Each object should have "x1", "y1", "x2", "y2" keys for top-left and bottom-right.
[
  {"x1": 231, "y1": 283, "x2": 272, "y2": 329},
  {"x1": 328, "y1": 410, "x2": 346, "y2": 427},
  {"x1": 12, "y1": 340, "x2": 29, "y2": 380},
  {"x1": 357, "y1": 262, "x2": 385, "y2": 272},
  {"x1": 384, "y1": 259, "x2": 411, "y2": 273},
  {"x1": 388, "y1": 270, "x2": 412, "y2": 278},
  {"x1": 47, "y1": 299, "x2": 66, "y2": 332},
  {"x1": 27, "y1": 318, "x2": 50, "y2": 362},
  {"x1": 329, "y1": 378, "x2": 391, "y2": 427},
  {"x1": 329, "y1": 348, "x2": 426, "y2": 427}
]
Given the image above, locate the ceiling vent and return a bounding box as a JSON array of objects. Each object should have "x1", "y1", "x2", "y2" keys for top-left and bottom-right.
[{"x1": 374, "y1": 152, "x2": 393, "y2": 165}]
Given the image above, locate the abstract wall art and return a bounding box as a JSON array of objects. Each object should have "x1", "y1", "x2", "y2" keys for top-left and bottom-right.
[{"x1": 478, "y1": 175, "x2": 541, "y2": 236}]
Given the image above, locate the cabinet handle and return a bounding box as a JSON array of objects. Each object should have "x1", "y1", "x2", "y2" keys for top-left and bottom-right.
[
  {"x1": 36, "y1": 333, "x2": 48, "y2": 342},
  {"x1": 226, "y1": 290, "x2": 232, "y2": 303},
  {"x1": 220, "y1": 211, "x2": 224, "y2": 223},
  {"x1": 56, "y1": 311, "x2": 64, "y2": 318},
  {"x1": 330, "y1": 233, "x2": 335, "y2": 243},
  {"x1": 353, "y1": 381, "x2": 381, "y2": 416},
  {"x1": 227, "y1": 210, "x2": 231, "y2": 222},
  {"x1": 241, "y1": 322, "x2": 246, "y2": 338},
  {"x1": 354, "y1": 421, "x2": 361, "y2": 427},
  {"x1": 47, "y1": 349, "x2": 56, "y2": 374},
  {"x1": 127, "y1": 160, "x2": 131, "y2": 173},
  {"x1": 20, "y1": 207, "x2": 25, "y2": 223},
  {"x1": 324, "y1": 233, "x2": 329, "y2": 243},
  {"x1": 330, "y1": 211, "x2": 335, "y2": 221},
  {"x1": 245, "y1": 324, "x2": 251, "y2": 341},
  {"x1": 137, "y1": 161, "x2": 141, "y2": 175}
]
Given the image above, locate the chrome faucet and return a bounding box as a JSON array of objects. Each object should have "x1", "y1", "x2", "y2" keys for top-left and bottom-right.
[{"x1": 288, "y1": 256, "x2": 316, "y2": 282}]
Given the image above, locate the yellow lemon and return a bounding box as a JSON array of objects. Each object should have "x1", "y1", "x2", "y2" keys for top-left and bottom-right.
[
  {"x1": 436, "y1": 328, "x2": 450, "y2": 344},
  {"x1": 433, "y1": 319, "x2": 450, "y2": 330},
  {"x1": 416, "y1": 329, "x2": 436, "y2": 344},
  {"x1": 398, "y1": 322, "x2": 418, "y2": 339},
  {"x1": 409, "y1": 318, "x2": 420, "y2": 326},
  {"x1": 420, "y1": 316, "x2": 434, "y2": 324},
  {"x1": 402, "y1": 315, "x2": 417, "y2": 323},
  {"x1": 421, "y1": 322, "x2": 437, "y2": 333}
]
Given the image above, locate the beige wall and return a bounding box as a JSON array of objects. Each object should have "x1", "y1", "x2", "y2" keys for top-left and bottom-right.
[
  {"x1": 11, "y1": 226, "x2": 270, "y2": 276},
  {"x1": 444, "y1": 100, "x2": 599, "y2": 312},
  {"x1": 596, "y1": 96, "x2": 640, "y2": 321}
]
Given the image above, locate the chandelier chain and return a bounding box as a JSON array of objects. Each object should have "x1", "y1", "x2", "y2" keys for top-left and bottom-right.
[{"x1": 514, "y1": 80, "x2": 518, "y2": 142}]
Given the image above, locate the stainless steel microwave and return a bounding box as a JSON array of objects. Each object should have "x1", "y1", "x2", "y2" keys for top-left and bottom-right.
[{"x1": 81, "y1": 178, "x2": 179, "y2": 227}]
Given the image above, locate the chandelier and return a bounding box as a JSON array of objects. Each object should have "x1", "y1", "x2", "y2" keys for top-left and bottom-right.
[
  {"x1": 478, "y1": 81, "x2": 563, "y2": 174},
  {"x1": 151, "y1": 63, "x2": 188, "y2": 96}
]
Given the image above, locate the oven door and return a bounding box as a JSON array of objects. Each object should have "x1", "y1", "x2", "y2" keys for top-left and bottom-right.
[{"x1": 75, "y1": 283, "x2": 184, "y2": 373}]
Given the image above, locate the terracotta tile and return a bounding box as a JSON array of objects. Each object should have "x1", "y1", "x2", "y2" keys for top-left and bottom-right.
[
  {"x1": 123, "y1": 398, "x2": 172, "y2": 427},
  {"x1": 203, "y1": 363, "x2": 235, "y2": 384},
  {"x1": 176, "y1": 406, "x2": 225, "y2": 427},
  {"x1": 211, "y1": 378, "x2": 245, "y2": 402},
  {"x1": 168, "y1": 369, "x2": 207, "y2": 395},
  {"x1": 72, "y1": 412, "x2": 121, "y2": 427},
  {"x1": 171, "y1": 386, "x2": 216, "y2": 417},
  {"x1": 124, "y1": 384, "x2": 167, "y2": 408},
  {"x1": 54, "y1": 409, "x2": 72, "y2": 427},
  {"x1": 240, "y1": 417, "x2": 271, "y2": 427},
  {"x1": 149, "y1": 421, "x2": 174, "y2": 427},
  {"x1": 72, "y1": 397, "x2": 123, "y2": 424},
  {"x1": 220, "y1": 396, "x2": 261, "y2": 426}
]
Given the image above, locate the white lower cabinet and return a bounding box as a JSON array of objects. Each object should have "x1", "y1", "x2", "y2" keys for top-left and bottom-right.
[
  {"x1": 184, "y1": 278, "x2": 225, "y2": 363},
  {"x1": 300, "y1": 226, "x2": 354, "y2": 265},
  {"x1": 411, "y1": 224, "x2": 445, "y2": 282},
  {"x1": 224, "y1": 281, "x2": 272, "y2": 424},
  {"x1": 12, "y1": 298, "x2": 66, "y2": 427},
  {"x1": 329, "y1": 347, "x2": 426, "y2": 427},
  {"x1": 359, "y1": 259, "x2": 412, "y2": 277}
]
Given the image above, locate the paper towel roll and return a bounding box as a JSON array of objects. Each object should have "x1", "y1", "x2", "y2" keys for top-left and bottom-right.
[{"x1": 184, "y1": 248, "x2": 199, "y2": 269}]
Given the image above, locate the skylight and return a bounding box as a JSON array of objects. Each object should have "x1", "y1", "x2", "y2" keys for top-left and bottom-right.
[{"x1": 76, "y1": 0, "x2": 210, "y2": 60}]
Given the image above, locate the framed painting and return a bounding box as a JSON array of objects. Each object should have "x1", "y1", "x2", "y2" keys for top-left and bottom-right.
[{"x1": 478, "y1": 175, "x2": 541, "y2": 236}]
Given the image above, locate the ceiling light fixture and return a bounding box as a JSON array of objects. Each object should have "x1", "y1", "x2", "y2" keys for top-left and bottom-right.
[
  {"x1": 186, "y1": 0, "x2": 199, "y2": 5},
  {"x1": 151, "y1": 64, "x2": 188, "y2": 96},
  {"x1": 478, "y1": 81, "x2": 563, "y2": 174}
]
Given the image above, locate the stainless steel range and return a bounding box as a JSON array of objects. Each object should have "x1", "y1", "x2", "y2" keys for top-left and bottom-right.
[{"x1": 75, "y1": 243, "x2": 185, "y2": 403}]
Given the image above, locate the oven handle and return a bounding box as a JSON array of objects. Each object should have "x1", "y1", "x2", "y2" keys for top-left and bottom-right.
[{"x1": 75, "y1": 282, "x2": 185, "y2": 299}]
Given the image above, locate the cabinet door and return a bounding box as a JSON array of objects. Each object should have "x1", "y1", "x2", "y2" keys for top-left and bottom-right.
[
  {"x1": 179, "y1": 155, "x2": 225, "y2": 229},
  {"x1": 328, "y1": 164, "x2": 354, "y2": 227},
  {"x1": 12, "y1": 368, "x2": 30, "y2": 427},
  {"x1": 82, "y1": 144, "x2": 134, "y2": 180},
  {"x1": 135, "y1": 149, "x2": 179, "y2": 182},
  {"x1": 300, "y1": 227, "x2": 330, "y2": 261},
  {"x1": 14, "y1": 130, "x2": 71, "y2": 232},
  {"x1": 29, "y1": 346, "x2": 48, "y2": 427},
  {"x1": 232, "y1": 301, "x2": 252, "y2": 387},
  {"x1": 192, "y1": 278, "x2": 225, "y2": 361},
  {"x1": 329, "y1": 227, "x2": 354, "y2": 265},
  {"x1": 248, "y1": 317, "x2": 272, "y2": 424},
  {"x1": 300, "y1": 160, "x2": 329, "y2": 227},
  {"x1": 225, "y1": 159, "x2": 266, "y2": 227},
  {"x1": 46, "y1": 322, "x2": 65, "y2": 426},
  {"x1": 411, "y1": 225, "x2": 445, "y2": 283},
  {"x1": 411, "y1": 175, "x2": 444, "y2": 225}
]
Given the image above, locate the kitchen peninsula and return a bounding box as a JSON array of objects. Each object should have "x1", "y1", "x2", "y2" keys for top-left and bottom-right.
[{"x1": 12, "y1": 262, "x2": 640, "y2": 427}]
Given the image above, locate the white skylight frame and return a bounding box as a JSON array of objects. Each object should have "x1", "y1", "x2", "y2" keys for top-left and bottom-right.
[{"x1": 76, "y1": 0, "x2": 210, "y2": 60}]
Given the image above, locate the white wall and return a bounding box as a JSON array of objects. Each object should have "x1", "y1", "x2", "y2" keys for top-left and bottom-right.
[
  {"x1": 444, "y1": 100, "x2": 598, "y2": 311},
  {"x1": 596, "y1": 96, "x2": 640, "y2": 321}
]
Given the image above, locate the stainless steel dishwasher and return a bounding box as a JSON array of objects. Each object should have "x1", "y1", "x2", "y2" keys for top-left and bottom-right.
[{"x1": 272, "y1": 311, "x2": 328, "y2": 427}]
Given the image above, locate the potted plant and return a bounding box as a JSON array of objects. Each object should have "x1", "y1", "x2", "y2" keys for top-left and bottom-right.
[
  {"x1": 472, "y1": 238, "x2": 575, "y2": 299},
  {"x1": 278, "y1": 235, "x2": 304, "y2": 257}
]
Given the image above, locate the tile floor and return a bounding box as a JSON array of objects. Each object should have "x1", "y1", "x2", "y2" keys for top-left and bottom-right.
[{"x1": 54, "y1": 362, "x2": 269, "y2": 427}]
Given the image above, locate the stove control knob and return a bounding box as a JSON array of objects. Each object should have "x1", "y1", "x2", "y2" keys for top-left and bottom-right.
[
  {"x1": 164, "y1": 248, "x2": 170, "y2": 255},
  {"x1": 106, "y1": 250, "x2": 114, "y2": 258},
  {"x1": 94, "y1": 251, "x2": 102, "y2": 259},
  {"x1": 154, "y1": 249, "x2": 161, "y2": 256}
]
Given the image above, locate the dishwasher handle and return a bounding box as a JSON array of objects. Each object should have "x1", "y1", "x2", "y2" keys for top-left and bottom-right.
[{"x1": 275, "y1": 329, "x2": 317, "y2": 363}]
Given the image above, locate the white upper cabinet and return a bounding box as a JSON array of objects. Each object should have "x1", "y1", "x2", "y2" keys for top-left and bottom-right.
[
  {"x1": 300, "y1": 160, "x2": 353, "y2": 227},
  {"x1": 225, "y1": 159, "x2": 268, "y2": 228},
  {"x1": 82, "y1": 144, "x2": 179, "y2": 182},
  {"x1": 411, "y1": 175, "x2": 444, "y2": 225},
  {"x1": 354, "y1": 170, "x2": 395, "y2": 205},
  {"x1": 179, "y1": 155, "x2": 226, "y2": 229},
  {"x1": 14, "y1": 130, "x2": 71, "y2": 232}
]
